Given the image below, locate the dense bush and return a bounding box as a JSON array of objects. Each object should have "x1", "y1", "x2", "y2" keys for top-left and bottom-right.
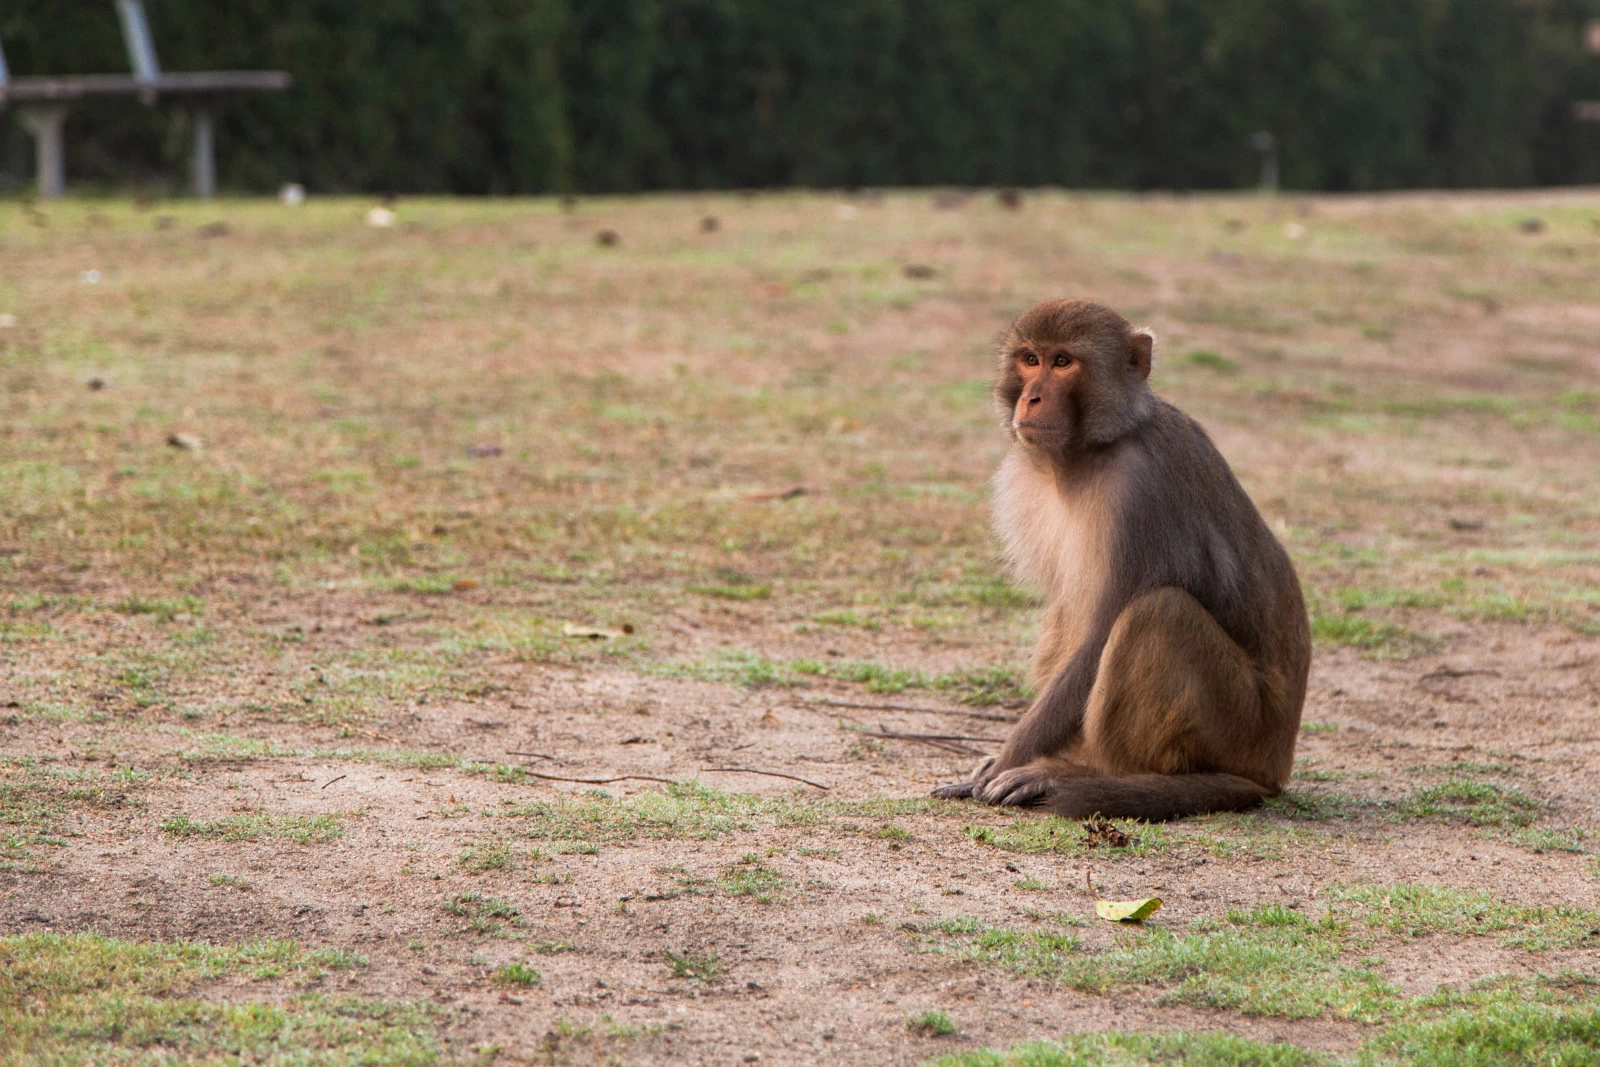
[{"x1": 3, "y1": 0, "x2": 1598, "y2": 194}]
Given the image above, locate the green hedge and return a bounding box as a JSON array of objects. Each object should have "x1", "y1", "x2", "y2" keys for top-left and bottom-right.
[{"x1": 3, "y1": 0, "x2": 1599, "y2": 194}]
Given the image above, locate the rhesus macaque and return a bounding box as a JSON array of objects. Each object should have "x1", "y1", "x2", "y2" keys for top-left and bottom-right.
[{"x1": 933, "y1": 300, "x2": 1310, "y2": 820}]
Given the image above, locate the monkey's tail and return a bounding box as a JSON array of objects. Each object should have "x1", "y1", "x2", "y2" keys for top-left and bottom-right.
[{"x1": 1037, "y1": 773, "x2": 1271, "y2": 822}]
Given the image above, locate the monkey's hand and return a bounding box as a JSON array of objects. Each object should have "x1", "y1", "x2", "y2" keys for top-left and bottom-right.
[
  {"x1": 976, "y1": 764, "x2": 1054, "y2": 807},
  {"x1": 930, "y1": 756, "x2": 998, "y2": 800}
]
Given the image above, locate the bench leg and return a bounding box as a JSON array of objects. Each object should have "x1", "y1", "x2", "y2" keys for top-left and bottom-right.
[{"x1": 20, "y1": 105, "x2": 69, "y2": 199}]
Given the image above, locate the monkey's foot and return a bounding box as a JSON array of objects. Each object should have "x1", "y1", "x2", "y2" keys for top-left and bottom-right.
[{"x1": 977, "y1": 766, "x2": 1054, "y2": 807}]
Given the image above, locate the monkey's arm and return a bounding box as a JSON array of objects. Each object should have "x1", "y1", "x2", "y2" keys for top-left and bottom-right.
[
  {"x1": 993, "y1": 628, "x2": 1108, "y2": 766},
  {"x1": 931, "y1": 598, "x2": 1121, "y2": 800}
]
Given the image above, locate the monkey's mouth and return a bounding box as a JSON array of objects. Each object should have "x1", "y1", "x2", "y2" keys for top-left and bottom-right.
[{"x1": 1013, "y1": 419, "x2": 1063, "y2": 445}]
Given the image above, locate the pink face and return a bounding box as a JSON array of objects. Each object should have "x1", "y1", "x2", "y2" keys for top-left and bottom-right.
[{"x1": 1010, "y1": 345, "x2": 1081, "y2": 445}]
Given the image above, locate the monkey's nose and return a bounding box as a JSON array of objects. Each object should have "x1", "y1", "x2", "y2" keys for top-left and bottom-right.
[{"x1": 1027, "y1": 395, "x2": 1042, "y2": 405}]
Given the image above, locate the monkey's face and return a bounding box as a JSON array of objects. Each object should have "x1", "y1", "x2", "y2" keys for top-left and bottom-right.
[
  {"x1": 1008, "y1": 345, "x2": 1081, "y2": 449},
  {"x1": 994, "y1": 300, "x2": 1157, "y2": 454}
]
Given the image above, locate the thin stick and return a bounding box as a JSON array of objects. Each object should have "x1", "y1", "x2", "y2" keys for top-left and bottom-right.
[
  {"x1": 865, "y1": 733, "x2": 985, "y2": 756},
  {"x1": 1419, "y1": 668, "x2": 1500, "y2": 683},
  {"x1": 700, "y1": 767, "x2": 830, "y2": 790},
  {"x1": 865, "y1": 730, "x2": 1004, "y2": 743},
  {"x1": 319, "y1": 774, "x2": 347, "y2": 790},
  {"x1": 506, "y1": 750, "x2": 559, "y2": 761},
  {"x1": 810, "y1": 698, "x2": 1017, "y2": 722},
  {"x1": 522, "y1": 771, "x2": 675, "y2": 785}
]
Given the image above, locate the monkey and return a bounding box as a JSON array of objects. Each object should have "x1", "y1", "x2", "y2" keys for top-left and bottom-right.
[{"x1": 932, "y1": 299, "x2": 1310, "y2": 821}]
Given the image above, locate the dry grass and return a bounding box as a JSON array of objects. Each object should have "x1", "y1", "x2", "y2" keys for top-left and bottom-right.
[{"x1": 2, "y1": 189, "x2": 1599, "y2": 1064}]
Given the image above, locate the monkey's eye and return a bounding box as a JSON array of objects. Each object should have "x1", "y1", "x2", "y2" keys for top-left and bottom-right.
[
  {"x1": 1020, "y1": 352, "x2": 1039, "y2": 367},
  {"x1": 1053, "y1": 353, "x2": 1073, "y2": 368}
]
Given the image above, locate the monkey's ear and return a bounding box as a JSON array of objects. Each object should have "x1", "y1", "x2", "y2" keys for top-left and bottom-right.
[{"x1": 1129, "y1": 328, "x2": 1155, "y2": 380}]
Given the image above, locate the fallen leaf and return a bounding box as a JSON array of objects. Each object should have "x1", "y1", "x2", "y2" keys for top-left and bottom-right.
[
  {"x1": 562, "y1": 622, "x2": 635, "y2": 640},
  {"x1": 166, "y1": 432, "x2": 202, "y2": 451},
  {"x1": 1096, "y1": 897, "x2": 1162, "y2": 923},
  {"x1": 903, "y1": 263, "x2": 937, "y2": 279},
  {"x1": 451, "y1": 578, "x2": 479, "y2": 591}
]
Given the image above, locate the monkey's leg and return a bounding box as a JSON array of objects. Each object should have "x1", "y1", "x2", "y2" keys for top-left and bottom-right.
[{"x1": 980, "y1": 587, "x2": 1272, "y2": 811}]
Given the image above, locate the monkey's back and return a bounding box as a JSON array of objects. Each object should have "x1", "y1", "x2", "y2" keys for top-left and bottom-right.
[{"x1": 1119, "y1": 401, "x2": 1310, "y2": 720}]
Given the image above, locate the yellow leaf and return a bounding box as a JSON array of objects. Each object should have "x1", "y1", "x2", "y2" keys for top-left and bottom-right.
[{"x1": 1095, "y1": 897, "x2": 1162, "y2": 922}]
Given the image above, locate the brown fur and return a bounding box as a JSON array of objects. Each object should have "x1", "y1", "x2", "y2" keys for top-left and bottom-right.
[{"x1": 932, "y1": 300, "x2": 1311, "y2": 820}]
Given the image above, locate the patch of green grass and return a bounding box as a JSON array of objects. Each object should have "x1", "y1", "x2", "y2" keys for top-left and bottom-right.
[
  {"x1": 494, "y1": 962, "x2": 542, "y2": 986},
  {"x1": 652, "y1": 650, "x2": 1028, "y2": 704},
  {"x1": 663, "y1": 950, "x2": 724, "y2": 982},
  {"x1": 930, "y1": 1031, "x2": 1331, "y2": 1066},
  {"x1": 811, "y1": 608, "x2": 880, "y2": 630},
  {"x1": 718, "y1": 859, "x2": 787, "y2": 903},
  {"x1": 908, "y1": 1009, "x2": 958, "y2": 1036},
  {"x1": 1184, "y1": 350, "x2": 1240, "y2": 374},
  {"x1": 963, "y1": 815, "x2": 1170, "y2": 858},
  {"x1": 443, "y1": 892, "x2": 521, "y2": 936},
  {"x1": 1327, "y1": 586, "x2": 1445, "y2": 612},
  {"x1": 1326, "y1": 884, "x2": 1600, "y2": 950},
  {"x1": 160, "y1": 813, "x2": 344, "y2": 845},
  {"x1": 931, "y1": 664, "x2": 1032, "y2": 706},
  {"x1": 1505, "y1": 826, "x2": 1590, "y2": 854},
  {"x1": 1396, "y1": 778, "x2": 1543, "y2": 828},
  {"x1": 207, "y1": 874, "x2": 248, "y2": 889},
  {"x1": 0, "y1": 760, "x2": 150, "y2": 868},
  {"x1": 687, "y1": 582, "x2": 772, "y2": 600},
  {"x1": 456, "y1": 840, "x2": 516, "y2": 873},
  {"x1": 1263, "y1": 788, "x2": 1373, "y2": 821},
  {"x1": 0, "y1": 932, "x2": 426, "y2": 1064},
  {"x1": 505, "y1": 780, "x2": 805, "y2": 843},
  {"x1": 917, "y1": 905, "x2": 1394, "y2": 1021},
  {"x1": 533, "y1": 941, "x2": 577, "y2": 955},
  {"x1": 1372, "y1": 976, "x2": 1600, "y2": 1066},
  {"x1": 918, "y1": 887, "x2": 1600, "y2": 1030},
  {"x1": 1309, "y1": 614, "x2": 1435, "y2": 656}
]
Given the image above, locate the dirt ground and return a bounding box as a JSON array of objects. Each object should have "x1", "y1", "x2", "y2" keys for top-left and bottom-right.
[{"x1": 2, "y1": 189, "x2": 1598, "y2": 1065}]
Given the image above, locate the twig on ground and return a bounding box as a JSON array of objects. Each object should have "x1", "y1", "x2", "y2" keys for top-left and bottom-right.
[
  {"x1": 865, "y1": 729, "x2": 1004, "y2": 743},
  {"x1": 809, "y1": 698, "x2": 1017, "y2": 722},
  {"x1": 700, "y1": 766, "x2": 830, "y2": 790},
  {"x1": 864, "y1": 729, "x2": 986, "y2": 756},
  {"x1": 506, "y1": 750, "x2": 559, "y2": 761},
  {"x1": 522, "y1": 771, "x2": 675, "y2": 785},
  {"x1": 1418, "y1": 667, "x2": 1501, "y2": 683},
  {"x1": 319, "y1": 774, "x2": 347, "y2": 790}
]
